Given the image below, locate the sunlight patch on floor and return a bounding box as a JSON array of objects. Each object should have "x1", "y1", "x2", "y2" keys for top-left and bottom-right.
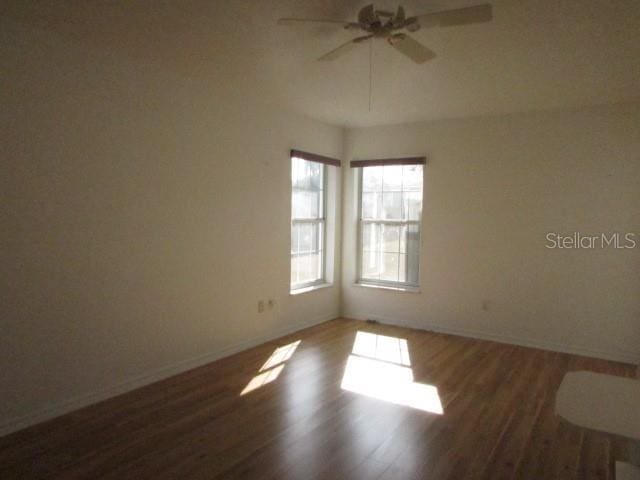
[
  {"x1": 240, "y1": 340, "x2": 300, "y2": 396},
  {"x1": 260, "y1": 340, "x2": 301, "y2": 372},
  {"x1": 341, "y1": 331, "x2": 443, "y2": 414},
  {"x1": 352, "y1": 331, "x2": 411, "y2": 366}
]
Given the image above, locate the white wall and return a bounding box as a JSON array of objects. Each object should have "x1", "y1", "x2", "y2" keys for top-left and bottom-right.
[
  {"x1": 0, "y1": 18, "x2": 343, "y2": 434},
  {"x1": 342, "y1": 105, "x2": 640, "y2": 364},
  {"x1": 3, "y1": 11, "x2": 639, "y2": 438}
]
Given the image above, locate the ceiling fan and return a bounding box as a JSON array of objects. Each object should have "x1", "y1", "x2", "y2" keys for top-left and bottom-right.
[{"x1": 277, "y1": 3, "x2": 493, "y2": 64}]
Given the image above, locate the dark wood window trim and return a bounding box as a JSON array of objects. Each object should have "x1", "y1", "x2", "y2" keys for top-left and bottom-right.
[
  {"x1": 350, "y1": 157, "x2": 426, "y2": 168},
  {"x1": 291, "y1": 149, "x2": 341, "y2": 167}
]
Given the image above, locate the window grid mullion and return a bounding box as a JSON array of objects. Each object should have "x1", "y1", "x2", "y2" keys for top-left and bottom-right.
[
  {"x1": 292, "y1": 219, "x2": 324, "y2": 223},
  {"x1": 291, "y1": 159, "x2": 327, "y2": 290},
  {"x1": 358, "y1": 165, "x2": 422, "y2": 287},
  {"x1": 361, "y1": 220, "x2": 419, "y2": 225},
  {"x1": 291, "y1": 219, "x2": 324, "y2": 257}
]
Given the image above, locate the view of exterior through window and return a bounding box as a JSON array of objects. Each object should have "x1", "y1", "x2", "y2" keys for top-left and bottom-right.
[
  {"x1": 291, "y1": 157, "x2": 326, "y2": 290},
  {"x1": 358, "y1": 164, "x2": 423, "y2": 287}
]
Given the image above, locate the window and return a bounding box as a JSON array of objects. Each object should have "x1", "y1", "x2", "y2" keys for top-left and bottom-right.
[
  {"x1": 357, "y1": 164, "x2": 423, "y2": 288},
  {"x1": 291, "y1": 156, "x2": 326, "y2": 290}
]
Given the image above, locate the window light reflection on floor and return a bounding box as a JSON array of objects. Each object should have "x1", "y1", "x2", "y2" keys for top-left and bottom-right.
[
  {"x1": 241, "y1": 364, "x2": 285, "y2": 395},
  {"x1": 341, "y1": 331, "x2": 443, "y2": 414},
  {"x1": 351, "y1": 331, "x2": 411, "y2": 366},
  {"x1": 260, "y1": 340, "x2": 301, "y2": 372},
  {"x1": 240, "y1": 340, "x2": 300, "y2": 396}
]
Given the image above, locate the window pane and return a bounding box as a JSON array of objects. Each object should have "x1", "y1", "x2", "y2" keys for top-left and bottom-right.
[
  {"x1": 292, "y1": 158, "x2": 309, "y2": 189},
  {"x1": 362, "y1": 251, "x2": 380, "y2": 280},
  {"x1": 309, "y1": 162, "x2": 323, "y2": 190},
  {"x1": 292, "y1": 191, "x2": 320, "y2": 219},
  {"x1": 297, "y1": 223, "x2": 318, "y2": 254},
  {"x1": 380, "y1": 253, "x2": 399, "y2": 282},
  {"x1": 362, "y1": 223, "x2": 381, "y2": 252},
  {"x1": 292, "y1": 253, "x2": 321, "y2": 285},
  {"x1": 291, "y1": 157, "x2": 326, "y2": 289},
  {"x1": 399, "y1": 225, "x2": 407, "y2": 254},
  {"x1": 363, "y1": 166, "x2": 383, "y2": 192},
  {"x1": 382, "y1": 192, "x2": 402, "y2": 220},
  {"x1": 403, "y1": 165, "x2": 422, "y2": 191},
  {"x1": 398, "y1": 253, "x2": 407, "y2": 283},
  {"x1": 291, "y1": 255, "x2": 300, "y2": 284},
  {"x1": 403, "y1": 192, "x2": 422, "y2": 221},
  {"x1": 358, "y1": 165, "x2": 423, "y2": 287},
  {"x1": 291, "y1": 224, "x2": 299, "y2": 255},
  {"x1": 382, "y1": 225, "x2": 400, "y2": 252},
  {"x1": 407, "y1": 224, "x2": 420, "y2": 257},
  {"x1": 292, "y1": 158, "x2": 323, "y2": 191},
  {"x1": 318, "y1": 222, "x2": 324, "y2": 253},
  {"x1": 407, "y1": 253, "x2": 419, "y2": 285},
  {"x1": 310, "y1": 253, "x2": 322, "y2": 282},
  {"x1": 292, "y1": 158, "x2": 302, "y2": 188},
  {"x1": 406, "y1": 225, "x2": 419, "y2": 286},
  {"x1": 291, "y1": 255, "x2": 302, "y2": 285},
  {"x1": 383, "y1": 165, "x2": 403, "y2": 191},
  {"x1": 362, "y1": 192, "x2": 382, "y2": 220}
]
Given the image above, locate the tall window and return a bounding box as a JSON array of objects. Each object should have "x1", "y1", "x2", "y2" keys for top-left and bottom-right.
[
  {"x1": 357, "y1": 164, "x2": 423, "y2": 288},
  {"x1": 291, "y1": 156, "x2": 326, "y2": 289}
]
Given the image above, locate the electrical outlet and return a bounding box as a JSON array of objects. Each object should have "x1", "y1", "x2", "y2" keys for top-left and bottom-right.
[{"x1": 258, "y1": 300, "x2": 265, "y2": 313}]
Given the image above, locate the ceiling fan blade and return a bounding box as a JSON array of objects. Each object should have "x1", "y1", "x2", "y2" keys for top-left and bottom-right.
[
  {"x1": 358, "y1": 4, "x2": 377, "y2": 25},
  {"x1": 318, "y1": 35, "x2": 372, "y2": 61},
  {"x1": 391, "y1": 5, "x2": 406, "y2": 28},
  {"x1": 388, "y1": 34, "x2": 436, "y2": 64},
  {"x1": 414, "y1": 4, "x2": 492, "y2": 28},
  {"x1": 277, "y1": 18, "x2": 359, "y2": 28}
]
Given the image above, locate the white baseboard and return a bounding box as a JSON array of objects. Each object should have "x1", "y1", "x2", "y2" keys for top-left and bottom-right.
[
  {"x1": 0, "y1": 313, "x2": 337, "y2": 438},
  {"x1": 344, "y1": 311, "x2": 640, "y2": 366}
]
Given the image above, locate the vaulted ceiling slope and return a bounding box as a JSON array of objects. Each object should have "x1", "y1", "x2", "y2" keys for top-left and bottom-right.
[{"x1": 3, "y1": 0, "x2": 639, "y2": 127}]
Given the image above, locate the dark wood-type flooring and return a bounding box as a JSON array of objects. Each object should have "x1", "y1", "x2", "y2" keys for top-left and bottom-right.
[{"x1": 1, "y1": 318, "x2": 637, "y2": 479}]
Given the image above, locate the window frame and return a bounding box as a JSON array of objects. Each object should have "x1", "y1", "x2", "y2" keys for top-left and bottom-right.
[
  {"x1": 356, "y1": 165, "x2": 423, "y2": 290},
  {"x1": 290, "y1": 158, "x2": 328, "y2": 291}
]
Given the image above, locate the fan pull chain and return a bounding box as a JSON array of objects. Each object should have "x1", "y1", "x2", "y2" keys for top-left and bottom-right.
[{"x1": 368, "y1": 38, "x2": 373, "y2": 111}]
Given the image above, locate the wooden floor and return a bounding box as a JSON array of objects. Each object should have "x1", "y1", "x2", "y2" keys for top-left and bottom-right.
[{"x1": 0, "y1": 318, "x2": 636, "y2": 479}]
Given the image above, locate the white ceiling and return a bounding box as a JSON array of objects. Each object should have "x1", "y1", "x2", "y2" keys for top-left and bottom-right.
[{"x1": 4, "y1": 0, "x2": 640, "y2": 127}]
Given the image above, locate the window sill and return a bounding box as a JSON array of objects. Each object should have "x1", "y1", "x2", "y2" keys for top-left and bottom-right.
[
  {"x1": 290, "y1": 283, "x2": 333, "y2": 296},
  {"x1": 354, "y1": 282, "x2": 421, "y2": 294}
]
